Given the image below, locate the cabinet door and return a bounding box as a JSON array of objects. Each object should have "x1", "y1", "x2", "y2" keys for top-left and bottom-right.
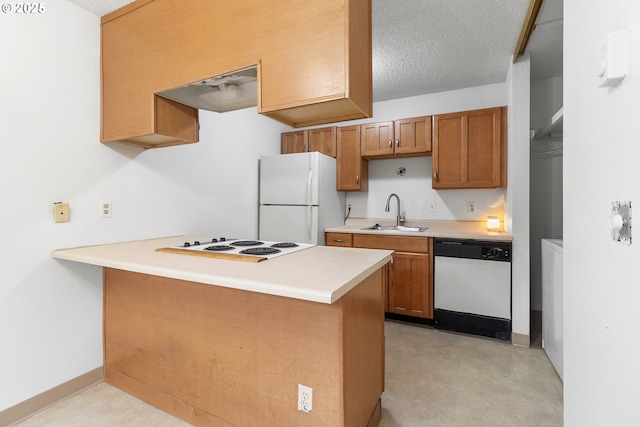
[
  {"x1": 432, "y1": 107, "x2": 504, "y2": 189},
  {"x1": 336, "y1": 125, "x2": 368, "y2": 191},
  {"x1": 281, "y1": 130, "x2": 307, "y2": 154},
  {"x1": 308, "y1": 127, "x2": 337, "y2": 157},
  {"x1": 388, "y1": 252, "x2": 432, "y2": 319},
  {"x1": 394, "y1": 116, "x2": 432, "y2": 155},
  {"x1": 325, "y1": 232, "x2": 353, "y2": 247},
  {"x1": 360, "y1": 121, "x2": 394, "y2": 157}
]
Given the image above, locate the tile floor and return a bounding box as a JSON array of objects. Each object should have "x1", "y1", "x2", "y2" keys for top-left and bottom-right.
[{"x1": 16, "y1": 320, "x2": 562, "y2": 427}]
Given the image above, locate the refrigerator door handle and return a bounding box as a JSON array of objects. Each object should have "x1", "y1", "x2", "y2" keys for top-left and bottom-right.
[
  {"x1": 307, "y1": 168, "x2": 313, "y2": 206},
  {"x1": 308, "y1": 206, "x2": 313, "y2": 242}
]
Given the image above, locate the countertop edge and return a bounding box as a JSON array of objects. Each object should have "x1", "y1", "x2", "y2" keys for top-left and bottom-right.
[
  {"x1": 325, "y1": 218, "x2": 512, "y2": 241},
  {"x1": 51, "y1": 237, "x2": 393, "y2": 305}
]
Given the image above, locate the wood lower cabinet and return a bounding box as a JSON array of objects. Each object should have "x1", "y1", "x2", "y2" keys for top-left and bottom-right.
[
  {"x1": 325, "y1": 232, "x2": 353, "y2": 247},
  {"x1": 281, "y1": 127, "x2": 337, "y2": 157},
  {"x1": 104, "y1": 267, "x2": 384, "y2": 427},
  {"x1": 327, "y1": 232, "x2": 433, "y2": 319},
  {"x1": 432, "y1": 106, "x2": 507, "y2": 189},
  {"x1": 336, "y1": 125, "x2": 368, "y2": 191},
  {"x1": 388, "y1": 251, "x2": 432, "y2": 318}
]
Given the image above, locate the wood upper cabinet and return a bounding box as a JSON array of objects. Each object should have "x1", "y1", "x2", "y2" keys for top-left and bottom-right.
[
  {"x1": 361, "y1": 121, "x2": 394, "y2": 157},
  {"x1": 309, "y1": 127, "x2": 337, "y2": 157},
  {"x1": 336, "y1": 125, "x2": 368, "y2": 191},
  {"x1": 394, "y1": 116, "x2": 432, "y2": 155},
  {"x1": 281, "y1": 127, "x2": 337, "y2": 157},
  {"x1": 335, "y1": 233, "x2": 433, "y2": 319},
  {"x1": 101, "y1": 0, "x2": 372, "y2": 148},
  {"x1": 360, "y1": 116, "x2": 432, "y2": 158},
  {"x1": 432, "y1": 107, "x2": 507, "y2": 189},
  {"x1": 281, "y1": 130, "x2": 308, "y2": 154}
]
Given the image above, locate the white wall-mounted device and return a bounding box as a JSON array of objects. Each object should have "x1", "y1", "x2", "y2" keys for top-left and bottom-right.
[
  {"x1": 597, "y1": 29, "x2": 629, "y2": 88},
  {"x1": 610, "y1": 201, "x2": 631, "y2": 245}
]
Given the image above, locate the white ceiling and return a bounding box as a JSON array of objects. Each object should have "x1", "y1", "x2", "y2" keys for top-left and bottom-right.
[{"x1": 66, "y1": 0, "x2": 562, "y2": 101}]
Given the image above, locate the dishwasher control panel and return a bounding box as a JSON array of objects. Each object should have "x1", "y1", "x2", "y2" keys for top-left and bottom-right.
[
  {"x1": 481, "y1": 246, "x2": 511, "y2": 261},
  {"x1": 435, "y1": 239, "x2": 511, "y2": 262}
]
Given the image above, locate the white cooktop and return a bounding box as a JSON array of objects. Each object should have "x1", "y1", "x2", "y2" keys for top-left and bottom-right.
[{"x1": 174, "y1": 238, "x2": 315, "y2": 260}]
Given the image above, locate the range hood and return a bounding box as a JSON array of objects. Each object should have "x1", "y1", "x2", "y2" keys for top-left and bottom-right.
[{"x1": 158, "y1": 66, "x2": 258, "y2": 113}]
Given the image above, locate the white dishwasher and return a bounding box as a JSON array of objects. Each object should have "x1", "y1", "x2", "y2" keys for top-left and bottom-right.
[{"x1": 433, "y1": 239, "x2": 512, "y2": 341}]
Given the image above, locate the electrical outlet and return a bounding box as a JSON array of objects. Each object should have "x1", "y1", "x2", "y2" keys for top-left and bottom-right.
[
  {"x1": 100, "y1": 200, "x2": 112, "y2": 218},
  {"x1": 428, "y1": 201, "x2": 436, "y2": 212},
  {"x1": 298, "y1": 384, "x2": 313, "y2": 413},
  {"x1": 467, "y1": 201, "x2": 476, "y2": 214}
]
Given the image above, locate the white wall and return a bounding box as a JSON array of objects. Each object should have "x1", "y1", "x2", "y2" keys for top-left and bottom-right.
[
  {"x1": 0, "y1": 3, "x2": 284, "y2": 411},
  {"x1": 342, "y1": 84, "x2": 508, "y2": 222},
  {"x1": 564, "y1": 1, "x2": 640, "y2": 425},
  {"x1": 530, "y1": 77, "x2": 563, "y2": 311}
]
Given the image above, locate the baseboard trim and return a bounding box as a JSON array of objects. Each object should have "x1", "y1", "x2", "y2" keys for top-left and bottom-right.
[
  {"x1": 0, "y1": 367, "x2": 103, "y2": 426},
  {"x1": 511, "y1": 332, "x2": 531, "y2": 348}
]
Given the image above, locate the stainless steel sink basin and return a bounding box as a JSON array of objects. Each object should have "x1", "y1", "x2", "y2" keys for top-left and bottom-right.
[{"x1": 361, "y1": 224, "x2": 427, "y2": 232}]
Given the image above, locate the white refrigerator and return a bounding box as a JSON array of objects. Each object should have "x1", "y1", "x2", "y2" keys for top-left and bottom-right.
[{"x1": 259, "y1": 152, "x2": 346, "y2": 245}]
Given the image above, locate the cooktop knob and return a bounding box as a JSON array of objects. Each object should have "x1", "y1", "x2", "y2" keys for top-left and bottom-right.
[
  {"x1": 194, "y1": 241, "x2": 201, "y2": 246},
  {"x1": 183, "y1": 242, "x2": 191, "y2": 247},
  {"x1": 220, "y1": 237, "x2": 226, "y2": 242},
  {"x1": 211, "y1": 238, "x2": 218, "y2": 243}
]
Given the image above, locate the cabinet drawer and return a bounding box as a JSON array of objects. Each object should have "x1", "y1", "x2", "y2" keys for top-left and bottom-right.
[
  {"x1": 325, "y1": 233, "x2": 353, "y2": 247},
  {"x1": 353, "y1": 234, "x2": 429, "y2": 253}
]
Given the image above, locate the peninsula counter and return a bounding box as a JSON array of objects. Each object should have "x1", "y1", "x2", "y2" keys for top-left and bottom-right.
[{"x1": 52, "y1": 236, "x2": 392, "y2": 427}]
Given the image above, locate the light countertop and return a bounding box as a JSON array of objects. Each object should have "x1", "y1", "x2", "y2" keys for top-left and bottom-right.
[
  {"x1": 325, "y1": 218, "x2": 512, "y2": 241},
  {"x1": 51, "y1": 236, "x2": 392, "y2": 304}
]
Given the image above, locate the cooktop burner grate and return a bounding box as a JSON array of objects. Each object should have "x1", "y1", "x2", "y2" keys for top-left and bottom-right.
[
  {"x1": 203, "y1": 245, "x2": 235, "y2": 252},
  {"x1": 271, "y1": 242, "x2": 299, "y2": 248},
  {"x1": 231, "y1": 240, "x2": 264, "y2": 247},
  {"x1": 240, "y1": 247, "x2": 281, "y2": 256}
]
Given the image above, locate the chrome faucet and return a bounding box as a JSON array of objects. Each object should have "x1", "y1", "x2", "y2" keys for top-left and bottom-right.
[{"x1": 385, "y1": 193, "x2": 401, "y2": 226}]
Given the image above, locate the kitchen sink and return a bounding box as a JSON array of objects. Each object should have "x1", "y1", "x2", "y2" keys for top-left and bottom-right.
[{"x1": 361, "y1": 224, "x2": 427, "y2": 232}]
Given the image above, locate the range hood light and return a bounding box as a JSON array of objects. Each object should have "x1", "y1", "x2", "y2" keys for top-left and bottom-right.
[
  {"x1": 218, "y1": 83, "x2": 241, "y2": 100},
  {"x1": 158, "y1": 65, "x2": 258, "y2": 113}
]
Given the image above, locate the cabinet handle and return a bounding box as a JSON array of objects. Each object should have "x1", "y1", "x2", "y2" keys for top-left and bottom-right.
[
  {"x1": 390, "y1": 257, "x2": 394, "y2": 270},
  {"x1": 333, "y1": 239, "x2": 345, "y2": 243},
  {"x1": 388, "y1": 139, "x2": 392, "y2": 149},
  {"x1": 395, "y1": 138, "x2": 399, "y2": 148},
  {"x1": 356, "y1": 174, "x2": 360, "y2": 184},
  {"x1": 433, "y1": 169, "x2": 438, "y2": 183}
]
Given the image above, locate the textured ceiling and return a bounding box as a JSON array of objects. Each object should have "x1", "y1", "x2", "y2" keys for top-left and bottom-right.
[
  {"x1": 373, "y1": 0, "x2": 529, "y2": 101},
  {"x1": 66, "y1": 0, "x2": 559, "y2": 102}
]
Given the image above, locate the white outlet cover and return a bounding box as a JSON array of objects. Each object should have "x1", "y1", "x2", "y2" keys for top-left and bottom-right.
[
  {"x1": 100, "y1": 200, "x2": 112, "y2": 218},
  {"x1": 298, "y1": 384, "x2": 312, "y2": 413}
]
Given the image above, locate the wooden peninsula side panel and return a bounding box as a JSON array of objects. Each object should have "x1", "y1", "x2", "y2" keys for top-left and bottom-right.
[{"x1": 103, "y1": 267, "x2": 384, "y2": 427}]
